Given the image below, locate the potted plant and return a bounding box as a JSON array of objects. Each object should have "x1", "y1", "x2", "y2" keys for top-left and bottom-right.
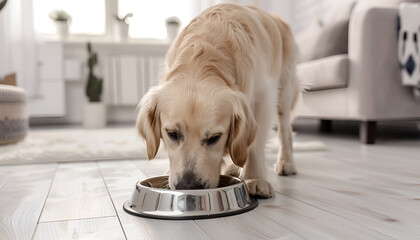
[
  {"x1": 49, "y1": 10, "x2": 72, "y2": 39},
  {"x1": 114, "y1": 13, "x2": 133, "y2": 42},
  {"x1": 165, "y1": 16, "x2": 181, "y2": 41},
  {"x1": 0, "y1": 0, "x2": 7, "y2": 12},
  {"x1": 83, "y1": 42, "x2": 106, "y2": 129}
]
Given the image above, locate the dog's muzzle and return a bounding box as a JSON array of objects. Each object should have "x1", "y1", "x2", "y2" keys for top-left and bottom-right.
[{"x1": 175, "y1": 171, "x2": 205, "y2": 190}]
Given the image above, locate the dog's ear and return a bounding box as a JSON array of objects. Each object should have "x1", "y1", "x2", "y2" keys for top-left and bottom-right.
[
  {"x1": 227, "y1": 92, "x2": 258, "y2": 168},
  {"x1": 136, "y1": 87, "x2": 161, "y2": 160}
]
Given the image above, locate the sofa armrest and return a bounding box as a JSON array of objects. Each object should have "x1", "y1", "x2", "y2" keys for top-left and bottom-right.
[{"x1": 348, "y1": 6, "x2": 409, "y2": 119}]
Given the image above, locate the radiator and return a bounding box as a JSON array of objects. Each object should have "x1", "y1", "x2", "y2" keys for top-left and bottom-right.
[{"x1": 104, "y1": 55, "x2": 165, "y2": 106}]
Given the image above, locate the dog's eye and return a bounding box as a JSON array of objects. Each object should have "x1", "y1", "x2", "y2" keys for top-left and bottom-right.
[
  {"x1": 207, "y1": 134, "x2": 221, "y2": 145},
  {"x1": 167, "y1": 131, "x2": 179, "y2": 141}
]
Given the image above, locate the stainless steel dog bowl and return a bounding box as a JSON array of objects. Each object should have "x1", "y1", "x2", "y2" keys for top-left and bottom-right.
[{"x1": 123, "y1": 175, "x2": 258, "y2": 220}]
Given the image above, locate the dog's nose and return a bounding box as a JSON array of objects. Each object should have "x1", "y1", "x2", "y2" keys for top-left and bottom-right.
[{"x1": 175, "y1": 172, "x2": 204, "y2": 190}]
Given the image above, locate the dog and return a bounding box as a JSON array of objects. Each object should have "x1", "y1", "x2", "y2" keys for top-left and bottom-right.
[{"x1": 137, "y1": 3, "x2": 300, "y2": 198}]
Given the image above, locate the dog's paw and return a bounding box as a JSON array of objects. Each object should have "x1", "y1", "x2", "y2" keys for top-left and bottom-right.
[
  {"x1": 274, "y1": 161, "x2": 297, "y2": 176},
  {"x1": 245, "y1": 179, "x2": 273, "y2": 199},
  {"x1": 222, "y1": 164, "x2": 241, "y2": 178}
]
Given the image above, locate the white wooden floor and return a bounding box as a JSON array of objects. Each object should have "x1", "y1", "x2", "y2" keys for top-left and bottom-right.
[{"x1": 1, "y1": 123, "x2": 420, "y2": 240}]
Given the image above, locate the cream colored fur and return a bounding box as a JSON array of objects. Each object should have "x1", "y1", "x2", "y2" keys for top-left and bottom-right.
[{"x1": 137, "y1": 3, "x2": 300, "y2": 198}]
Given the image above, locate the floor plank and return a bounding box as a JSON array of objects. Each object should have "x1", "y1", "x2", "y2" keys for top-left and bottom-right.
[
  {"x1": 265, "y1": 155, "x2": 420, "y2": 239},
  {"x1": 39, "y1": 162, "x2": 116, "y2": 222},
  {"x1": 134, "y1": 158, "x2": 168, "y2": 177},
  {"x1": 295, "y1": 153, "x2": 420, "y2": 200},
  {"x1": 328, "y1": 150, "x2": 420, "y2": 180},
  {"x1": 97, "y1": 160, "x2": 211, "y2": 240},
  {"x1": 33, "y1": 217, "x2": 126, "y2": 240},
  {"x1": 0, "y1": 163, "x2": 56, "y2": 240},
  {"x1": 257, "y1": 193, "x2": 394, "y2": 240},
  {"x1": 195, "y1": 209, "x2": 305, "y2": 240}
]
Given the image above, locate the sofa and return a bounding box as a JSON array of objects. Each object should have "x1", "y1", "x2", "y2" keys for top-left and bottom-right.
[{"x1": 296, "y1": 0, "x2": 420, "y2": 144}]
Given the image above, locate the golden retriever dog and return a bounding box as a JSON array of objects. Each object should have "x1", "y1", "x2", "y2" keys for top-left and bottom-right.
[{"x1": 137, "y1": 3, "x2": 300, "y2": 198}]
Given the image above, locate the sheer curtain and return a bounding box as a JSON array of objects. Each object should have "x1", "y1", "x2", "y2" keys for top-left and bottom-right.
[{"x1": 0, "y1": 0, "x2": 38, "y2": 97}]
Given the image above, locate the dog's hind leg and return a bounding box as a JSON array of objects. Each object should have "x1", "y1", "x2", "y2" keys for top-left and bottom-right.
[
  {"x1": 270, "y1": 13, "x2": 299, "y2": 176},
  {"x1": 274, "y1": 65, "x2": 299, "y2": 176}
]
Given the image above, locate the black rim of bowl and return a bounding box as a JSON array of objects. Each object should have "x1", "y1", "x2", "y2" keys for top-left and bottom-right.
[{"x1": 122, "y1": 197, "x2": 258, "y2": 220}]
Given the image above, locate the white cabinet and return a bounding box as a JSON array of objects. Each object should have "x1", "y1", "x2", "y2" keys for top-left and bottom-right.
[
  {"x1": 29, "y1": 82, "x2": 65, "y2": 117},
  {"x1": 29, "y1": 42, "x2": 66, "y2": 117},
  {"x1": 38, "y1": 43, "x2": 63, "y2": 79},
  {"x1": 64, "y1": 59, "x2": 82, "y2": 81}
]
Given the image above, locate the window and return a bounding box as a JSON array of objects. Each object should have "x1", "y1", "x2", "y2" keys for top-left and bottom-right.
[
  {"x1": 33, "y1": 0, "x2": 106, "y2": 35},
  {"x1": 32, "y1": 0, "x2": 224, "y2": 39},
  {"x1": 118, "y1": 0, "x2": 192, "y2": 39}
]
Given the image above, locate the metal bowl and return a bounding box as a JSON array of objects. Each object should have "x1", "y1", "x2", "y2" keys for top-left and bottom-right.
[{"x1": 123, "y1": 175, "x2": 258, "y2": 220}]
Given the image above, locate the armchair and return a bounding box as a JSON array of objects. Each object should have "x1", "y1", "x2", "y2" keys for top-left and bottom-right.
[{"x1": 296, "y1": 4, "x2": 420, "y2": 143}]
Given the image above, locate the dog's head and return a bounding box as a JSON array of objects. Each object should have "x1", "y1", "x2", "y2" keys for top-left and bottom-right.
[{"x1": 136, "y1": 81, "x2": 257, "y2": 189}]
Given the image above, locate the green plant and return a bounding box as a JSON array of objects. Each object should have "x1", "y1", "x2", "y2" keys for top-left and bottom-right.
[
  {"x1": 0, "y1": 0, "x2": 7, "y2": 12},
  {"x1": 115, "y1": 13, "x2": 133, "y2": 24},
  {"x1": 86, "y1": 42, "x2": 102, "y2": 102},
  {"x1": 49, "y1": 10, "x2": 72, "y2": 23},
  {"x1": 166, "y1": 16, "x2": 180, "y2": 26}
]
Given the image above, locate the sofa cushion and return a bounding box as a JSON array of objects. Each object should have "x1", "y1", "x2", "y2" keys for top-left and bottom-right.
[
  {"x1": 357, "y1": 0, "x2": 420, "y2": 7},
  {"x1": 296, "y1": 2, "x2": 356, "y2": 63},
  {"x1": 353, "y1": 0, "x2": 420, "y2": 16},
  {"x1": 296, "y1": 21, "x2": 324, "y2": 62},
  {"x1": 311, "y1": 20, "x2": 349, "y2": 60},
  {"x1": 297, "y1": 54, "x2": 349, "y2": 91}
]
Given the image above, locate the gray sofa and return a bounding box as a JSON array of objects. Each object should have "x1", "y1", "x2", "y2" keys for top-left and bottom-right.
[{"x1": 296, "y1": 1, "x2": 420, "y2": 144}]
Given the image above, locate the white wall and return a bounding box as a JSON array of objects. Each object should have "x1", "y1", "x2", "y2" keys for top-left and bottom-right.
[
  {"x1": 259, "y1": 0, "x2": 291, "y2": 23},
  {"x1": 259, "y1": 0, "x2": 328, "y2": 34}
]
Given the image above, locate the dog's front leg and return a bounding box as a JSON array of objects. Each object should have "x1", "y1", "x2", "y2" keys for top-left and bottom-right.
[
  {"x1": 221, "y1": 156, "x2": 241, "y2": 178},
  {"x1": 241, "y1": 143, "x2": 273, "y2": 198},
  {"x1": 239, "y1": 93, "x2": 275, "y2": 198}
]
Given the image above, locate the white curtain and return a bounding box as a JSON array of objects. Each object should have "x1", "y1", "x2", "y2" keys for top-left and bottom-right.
[{"x1": 0, "y1": 0, "x2": 38, "y2": 97}]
